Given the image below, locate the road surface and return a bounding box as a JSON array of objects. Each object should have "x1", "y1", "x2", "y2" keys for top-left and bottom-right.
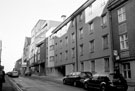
[{"x1": 12, "y1": 77, "x2": 86, "y2": 91}]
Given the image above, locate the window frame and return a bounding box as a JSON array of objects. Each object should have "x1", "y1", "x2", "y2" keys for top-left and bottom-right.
[
  {"x1": 89, "y1": 40, "x2": 94, "y2": 53},
  {"x1": 119, "y1": 33, "x2": 129, "y2": 50},
  {"x1": 117, "y1": 7, "x2": 126, "y2": 23},
  {"x1": 102, "y1": 34, "x2": 109, "y2": 50}
]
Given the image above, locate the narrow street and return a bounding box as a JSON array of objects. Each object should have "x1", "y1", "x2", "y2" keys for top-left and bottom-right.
[{"x1": 11, "y1": 76, "x2": 86, "y2": 91}]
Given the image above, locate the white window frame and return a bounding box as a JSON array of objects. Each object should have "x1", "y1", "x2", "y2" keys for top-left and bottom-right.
[
  {"x1": 65, "y1": 36, "x2": 68, "y2": 45},
  {"x1": 119, "y1": 34, "x2": 129, "y2": 50},
  {"x1": 79, "y1": 27, "x2": 83, "y2": 39},
  {"x1": 102, "y1": 34, "x2": 109, "y2": 49},
  {"x1": 71, "y1": 32, "x2": 75, "y2": 43},
  {"x1": 117, "y1": 7, "x2": 126, "y2": 23},
  {"x1": 89, "y1": 40, "x2": 94, "y2": 53},
  {"x1": 80, "y1": 44, "x2": 83, "y2": 56},
  {"x1": 104, "y1": 58, "x2": 110, "y2": 72},
  {"x1": 89, "y1": 22, "x2": 94, "y2": 34},
  {"x1": 91, "y1": 60, "x2": 95, "y2": 73},
  {"x1": 101, "y1": 14, "x2": 107, "y2": 27},
  {"x1": 89, "y1": 5, "x2": 92, "y2": 15},
  {"x1": 65, "y1": 50, "x2": 68, "y2": 60},
  {"x1": 72, "y1": 47, "x2": 75, "y2": 58},
  {"x1": 123, "y1": 63, "x2": 131, "y2": 78}
]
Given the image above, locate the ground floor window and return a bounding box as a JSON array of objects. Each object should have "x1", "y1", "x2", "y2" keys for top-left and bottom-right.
[
  {"x1": 81, "y1": 62, "x2": 84, "y2": 71},
  {"x1": 123, "y1": 63, "x2": 131, "y2": 78},
  {"x1": 104, "y1": 58, "x2": 110, "y2": 72},
  {"x1": 91, "y1": 60, "x2": 95, "y2": 73}
]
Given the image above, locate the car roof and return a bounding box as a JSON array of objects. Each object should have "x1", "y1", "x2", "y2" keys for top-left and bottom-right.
[
  {"x1": 93, "y1": 73, "x2": 109, "y2": 77},
  {"x1": 68, "y1": 71, "x2": 92, "y2": 75}
]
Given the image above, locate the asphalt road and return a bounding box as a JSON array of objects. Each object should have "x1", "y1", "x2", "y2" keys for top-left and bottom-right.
[
  {"x1": 12, "y1": 76, "x2": 86, "y2": 91},
  {"x1": 8, "y1": 75, "x2": 135, "y2": 91}
]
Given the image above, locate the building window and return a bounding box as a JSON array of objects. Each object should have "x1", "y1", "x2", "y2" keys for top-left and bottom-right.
[
  {"x1": 79, "y1": 27, "x2": 83, "y2": 39},
  {"x1": 89, "y1": 5, "x2": 92, "y2": 15},
  {"x1": 101, "y1": 14, "x2": 107, "y2": 28},
  {"x1": 89, "y1": 22, "x2": 94, "y2": 34},
  {"x1": 50, "y1": 45, "x2": 54, "y2": 51},
  {"x1": 60, "y1": 40, "x2": 62, "y2": 48},
  {"x1": 104, "y1": 58, "x2": 110, "y2": 72},
  {"x1": 91, "y1": 60, "x2": 95, "y2": 73},
  {"x1": 81, "y1": 62, "x2": 84, "y2": 71},
  {"x1": 89, "y1": 40, "x2": 94, "y2": 53},
  {"x1": 55, "y1": 54, "x2": 57, "y2": 62},
  {"x1": 71, "y1": 32, "x2": 75, "y2": 43},
  {"x1": 79, "y1": 12, "x2": 83, "y2": 21},
  {"x1": 72, "y1": 19, "x2": 75, "y2": 27},
  {"x1": 65, "y1": 50, "x2": 68, "y2": 60},
  {"x1": 37, "y1": 48, "x2": 40, "y2": 60},
  {"x1": 123, "y1": 63, "x2": 131, "y2": 78},
  {"x1": 80, "y1": 44, "x2": 83, "y2": 56},
  {"x1": 50, "y1": 56, "x2": 54, "y2": 62},
  {"x1": 65, "y1": 36, "x2": 68, "y2": 45},
  {"x1": 72, "y1": 47, "x2": 75, "y2": 58},
  {"x1": 102, "y1": 34, "x2": 109, "y2": 49},
  {"x1": 117, "y1": 7, "x2": 126, "y2": 23},
  {"x1": 60, "y1": 53, "x2": 62, "y2": 61},
  {"x1": 55, "y1": 43, "x2": 57, "y2": 49},
  {"x1": 118, "y1": 23, "x2": 127, "y2": 34},
  {"x1": 119, "y1": 34, "x2": 129, "y2": 50}
]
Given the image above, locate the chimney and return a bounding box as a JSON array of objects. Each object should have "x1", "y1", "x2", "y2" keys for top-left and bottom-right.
[{"x1": 61, "y1": 15, "x2": 66, "y2": 21}]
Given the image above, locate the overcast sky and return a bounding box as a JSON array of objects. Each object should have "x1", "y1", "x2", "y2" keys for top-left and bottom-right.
[{"x1": 0, "y1": 0, "x2": 87, "y2": 72}]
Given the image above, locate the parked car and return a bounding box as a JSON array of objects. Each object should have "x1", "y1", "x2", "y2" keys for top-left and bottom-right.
[
  {"x1": 6, "y1": 71, "x2": 12, "y2": 77},
  {"x1": 11, "y1": 71, "x2": 19, "y2": 77},
  {"x1": 25, "y1": 71, "x2": 31, "y2": 76},
  {"x1": 7, "y1": 71, "x2": 19, "y2": 77},
  {"x1": 63, "y1": 71, "x2": 92, "y2": 87},
  {"x1": 25, "y1": 67, "x2": 32, "y2": 76},
  {"x1": 83, "y1": 73, "x2": 128, "y2": 91}
]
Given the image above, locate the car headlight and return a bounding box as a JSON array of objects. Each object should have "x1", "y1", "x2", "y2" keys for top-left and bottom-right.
[
  {"x1": 109, "y1": 81, "x2": 114, "y2": 87},
  {"x1": 84, "y1": 78, "x2": 89, "y2": 82}
]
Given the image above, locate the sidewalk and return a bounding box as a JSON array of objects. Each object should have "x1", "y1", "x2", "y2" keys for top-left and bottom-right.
[{"x1": 2, "y1": 76, "x2": 17, "y2": 91}]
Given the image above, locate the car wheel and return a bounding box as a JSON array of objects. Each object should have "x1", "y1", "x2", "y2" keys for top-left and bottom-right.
[
  {"x1": 84, "y1": 83, "x2": 88, "y2": 89},
  {"x1": 73, "y1": 81, "x2": 77, "y2": 87},
  {"x1": 100, "y1": 85, "x2": 106, "y2": 91},
  {"x1": 63, "y1": 79, "x2": 66, "y2": 84}
]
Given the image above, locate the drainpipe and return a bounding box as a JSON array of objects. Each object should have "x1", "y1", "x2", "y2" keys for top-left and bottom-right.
[
  {"x1": 108, "y1": 11, "x2": 115, "y2": 73},
  {"x1": 75, "y1": 18, "x2": 79, "y2": 72}
]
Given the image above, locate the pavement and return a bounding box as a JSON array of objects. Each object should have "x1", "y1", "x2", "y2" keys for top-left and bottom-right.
[{"x1": 2, "y1": 76, "x2": 17, "y2": 91}]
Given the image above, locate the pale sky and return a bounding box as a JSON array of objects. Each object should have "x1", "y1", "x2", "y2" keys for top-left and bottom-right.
[{"x1": 0, "y1": 0, "x2": 87, "y2": 72}]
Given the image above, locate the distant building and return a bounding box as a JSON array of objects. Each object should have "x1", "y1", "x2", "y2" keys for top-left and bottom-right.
[
  {"x1": 52, "y1": 0, "x2": 113, "y2": 76},
  {"x1": 14, "y1": 58, "x2": 22, "y2": 74},
  {"x1": 29, "y1": 19, "x2": 61, "y2": 75},
  {"x1": 46, "y1": 28, "x2": 56, "y2": 76},
  {"x1": 22, "y1": 37, "x2": 31, "y2": 75}
]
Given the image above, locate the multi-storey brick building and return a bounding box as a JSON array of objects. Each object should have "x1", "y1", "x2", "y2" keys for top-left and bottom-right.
[
  {"x1": 108, "y1": 0, "x2": 135, "y2": 82},
  {"x1": 22, "y1": 37, "x2": 31, "y2": 75},
  {"x1": 52, "y1": 0, "x2": 114, "y2": 76},
  {"x1": 29, "y1": 19, "x2": 61, "y2": 75}
]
